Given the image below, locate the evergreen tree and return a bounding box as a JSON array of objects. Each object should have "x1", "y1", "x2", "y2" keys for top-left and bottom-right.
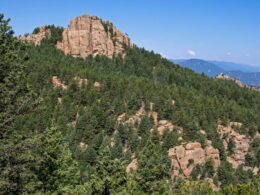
[
  {"x1": 162, "y1": 130, "x2": 179, "y2": 151},
  {"x1": 133, "y1": 140, "x2": 171, "y2": 193},
  {"x1": 84, "y1": 147, "x2": 97, "y2": 165},
  {"x1": 37, "y1": 127, "x2": 80, "y2": 193},
  {"x1": 217, "y1": 162, "x2": 235, "y2": 187},
  {"x1": 0, "y1": 13, "x2": 33, "y2": 137},
  {"x1": 228, "y1": 138, "x2": 235, "y2": 155}
]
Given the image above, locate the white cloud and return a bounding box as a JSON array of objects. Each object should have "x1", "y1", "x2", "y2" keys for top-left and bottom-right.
[
  {"x1": 187, "y1": 50, "x2": 196, "y2": 57},
  {"x1": 160, "y1": 52, "x2": 169, "y2": 59},
  {"x1": 226, "y1": 52, "x2": 232, "y2": 56}
]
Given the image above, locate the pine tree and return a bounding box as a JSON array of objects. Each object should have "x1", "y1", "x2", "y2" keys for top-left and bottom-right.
[
  {"x1": 37, "y1": 127, "x2": 80, "y2": 193},
  {"x1": 0, "y1": 14, "x2": 40, "y2": 194},
  {"x1": 0, "y1": 131, "x2": 43, "y2": 194},
  {"x1": 0, "y1": 13, "x2": 33, "y2": 137},
  {"x1": 84, "y1": 147, "x2": 97, "y2": 165},
  {"x1": 118, "y1": 123, "x2": 127, "y2": 144},
  {"x1": 133, "y1": 140, "x2": 171, "y2": 193},
  {"x1": 86, "y1": 146, "x2": 127, "y2": 194}
]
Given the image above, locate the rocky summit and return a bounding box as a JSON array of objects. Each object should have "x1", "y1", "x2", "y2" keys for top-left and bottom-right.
[{"x1": 56, "y1": 14, "x2": 133, "y2": 58}]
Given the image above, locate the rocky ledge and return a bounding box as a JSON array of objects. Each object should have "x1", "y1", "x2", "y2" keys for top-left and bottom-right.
[{"x1": 19, "y1": 26, "x2": 51, "y2": 46}]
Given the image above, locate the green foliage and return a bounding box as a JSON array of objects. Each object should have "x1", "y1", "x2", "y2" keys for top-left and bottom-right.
[
  {"x1": 0, "y1": 131, "x2": 43, "y2": 194},
  {"x1": 227, "y1": 138, "x2": 236, "y2": 155},
  {"x1": 217, "y1": 161, "x2": 235, "y2": 187},
  {"x1": 162, "y1": 130, "x2": 179, "y2": 150},
  {"x1": 221, "y1": 175, "x2": 260, "y2": 195},
  {"x1": 132, "y1": 140, "x2": 171, "y2": 193},
  {"x1": 139, "y1": 116, "x2": 153, "y2": 136},
  {"x1": 1, "y1": 13, "x2": 260, "y2": 193},
  {"x1": 32, "y1": 27, "x2": 40, "y2": 34},
  {"x1": 202, "y1": 160, "x2": 215, "y2": 179},
  {"x1": 174, "y1": 181, "x2": 214, "y2": 195},
  {"x1": 84, "y1": 147, "x2": 97, "y2": 165},
  {"x1": 42, "y1": 24, "x2": 64, "y2": 44},
  {"x1": 82, "y1": 146, "x2": 127, "y2": 194},
  {"x1": 38, "y1": 127, "x2": 80, "y2": 193},
  {"x1": 0, "y1": 13, "x2": 32, "y2": 137},
  {"x1": 118, "y1": 123, "x2": 127, "y2": 144}
]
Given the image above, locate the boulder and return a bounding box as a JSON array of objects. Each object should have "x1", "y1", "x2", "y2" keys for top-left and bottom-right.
[
  {"x1": 126, "y1": 159, "x2": 138, "y2": 173},
  {"x1": 185, "y1": 142, "x2": 201, "y2": 150},
  {"x1": 94, "y1": 81, "x2": 101, "y2": 90},
  {"x1": 52, "y1": 76, "x2": 67, "y2": 90}
]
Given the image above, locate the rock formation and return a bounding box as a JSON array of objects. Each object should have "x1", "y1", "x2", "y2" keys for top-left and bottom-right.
[
  {"x1": 168, "y1": 141, "x2": 220, "y2": 179},
  {"x1": 73, "y1": 76, "x2": 88, "y2": 87},
  {"x1": 116, "y1": 101, "x2": 180, "y2": 137},
  {"x1": 157, "y1": 120, "x2": 175, "y2": 136},
  {"x1": 126, "y1": 158, "x2": 138, "y2": 173},
  {"x1": 94, "y1": 81, "x2": 101, "y2": 91},
  {"x1": 19, "y1": 26, "x2": 51, "y2": 46},
  {"x1": 56, "y1": 14, "x2": 133, "y2": 58},
  {"x1": 218, "y1": 122, "x2": 250, "y2": 169},
  {"x1": 216, "y1": 73, "x2": 260, "y2": 92},
  {"x1": 52, "y1": 76, "x2": 102, "y2": 91},
  {"x1": 52, "y1": 76, "x2": 67, "y2": 90}
]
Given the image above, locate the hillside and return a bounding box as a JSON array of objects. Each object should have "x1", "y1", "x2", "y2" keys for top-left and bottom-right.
[
  {"x1": 173, "y1": 59, "x2": 225, "y2": 77},
  {"x1": 1, "y1": 14, "x2": 260, "y2": 194}
]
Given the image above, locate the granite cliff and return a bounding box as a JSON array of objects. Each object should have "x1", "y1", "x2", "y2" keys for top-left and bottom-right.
[
  {"x1": 56, "y1": 14, "x2": 133, "y2": 58},
  {"x1": 19, "y1": 14, "x2": 133, "y2": 59}
]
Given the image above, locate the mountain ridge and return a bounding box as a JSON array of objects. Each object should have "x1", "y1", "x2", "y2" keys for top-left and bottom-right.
[{"x1": 172, "y1": 59, "x2": 260, "y2": 86}]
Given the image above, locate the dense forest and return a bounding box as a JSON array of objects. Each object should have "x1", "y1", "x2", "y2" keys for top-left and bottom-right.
[{"x1": 0, "y1": 14, "x2": 260, "y2": 194}]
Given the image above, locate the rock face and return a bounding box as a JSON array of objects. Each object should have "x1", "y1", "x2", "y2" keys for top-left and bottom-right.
[
  {"x1": 19, "y1": 26, "x2": 51, "y2": 46},
  {"x1": 52, "y1": 76, "x2": 67, "y2": 90},
  {"x1": 56, "y1": 14, "x2": 133, "y2": 58},
  {"x1": 216, "y1": 73, "x2": 260, "y2": 92},
  {"x1": 168, "y1": 141, "x2": 220, "y2": 179},
  {"x1": 126, "y1": 158, "x2": 138, "y2": 173},
  {"x1": 218, "y1": 122, "x2": 251, "y2": 169}
]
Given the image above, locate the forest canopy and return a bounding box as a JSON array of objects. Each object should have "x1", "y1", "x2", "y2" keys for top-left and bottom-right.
[{"x1": 0, "y1": 14, "x2": 259, "y2": 194}]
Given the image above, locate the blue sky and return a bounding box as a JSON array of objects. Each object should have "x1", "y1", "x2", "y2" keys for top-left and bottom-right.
[{"x1": 1, "y1": 0, "x2": 260, "y2": 66}]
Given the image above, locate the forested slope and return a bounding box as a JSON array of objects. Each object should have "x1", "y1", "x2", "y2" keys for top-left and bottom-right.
[{"x1": 1, "y1": 15, "x2": 260, "y2": 194}]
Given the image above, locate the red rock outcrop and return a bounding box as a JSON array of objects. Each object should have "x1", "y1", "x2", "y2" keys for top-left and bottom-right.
[
  {"x1": 19, "y1": 26, "x2": 51, "y2": 46},
  {"x1": 56, "y1": 14, "x2": 132, "y2": 58},
  {"x1": 216, "y1": 74, "x2": 260, "y2": 92},
  {"x1": 218, "y1": 122, "x2": 251, "y2": 169},
  {"x1": 126, "y1": 158, "x2": 138, "y2": 173},
  {"x1": 168, "y1": 141, "x2": 220, "y2": 179},
  {"x1": 157, "y1": 120, "x2": 175, "y2": 136},
  {"x1": 52, "y1": 76, "x2": 67, "y2": 90}
]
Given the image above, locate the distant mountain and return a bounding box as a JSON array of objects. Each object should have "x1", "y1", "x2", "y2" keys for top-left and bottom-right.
[
  {"x1": 172, "y1": 59, "x2": 260, "y2": 86},
  {"x1": 175, "y1": 59, "x2": 225, "y2": 77},
  {"x1": 209, "y1": 61, "x2": 260, "y2": 73},
  {"x1": 226, "y1": 71, "x2": 260, "y2": 86}
]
